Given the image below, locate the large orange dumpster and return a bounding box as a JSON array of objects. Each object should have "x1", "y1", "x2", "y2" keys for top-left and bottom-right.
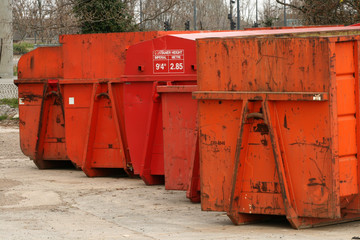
[
  {"x1": 15, "y1": 46, "x2": 71, "y2": 169},
  {"x1": 194, "y1": 32, "x2": 360, "y2": 228},
  {"x1": 60, "y1": 32, "x2": 163, "y2": 177}
]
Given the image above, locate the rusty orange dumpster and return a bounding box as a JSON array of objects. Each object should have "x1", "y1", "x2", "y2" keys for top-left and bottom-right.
[
  {"x1": 15, "y1": 46, "x2": 71, "y2": 169},
  {"x1": 194, "y1": 31, "x2": 360, "y2": 228}
]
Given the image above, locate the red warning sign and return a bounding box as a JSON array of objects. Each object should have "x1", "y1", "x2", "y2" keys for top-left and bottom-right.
[{"x1": 153, "y1": 49, "x2": 185, "y2": 74}]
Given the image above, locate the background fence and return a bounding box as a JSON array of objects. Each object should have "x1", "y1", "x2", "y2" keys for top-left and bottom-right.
[{"x1": 0, "y1": 79, "x2": 18, "y2": 99}]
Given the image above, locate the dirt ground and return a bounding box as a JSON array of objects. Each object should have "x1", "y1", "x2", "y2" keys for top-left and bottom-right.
[{"x1": 1, "y1": 125, "x2": 360, "y2": 240}]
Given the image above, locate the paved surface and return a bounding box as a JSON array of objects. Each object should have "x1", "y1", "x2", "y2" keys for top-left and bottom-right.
[{"x1": 1, "y1": 126, "x2": 360, "y2": 240}]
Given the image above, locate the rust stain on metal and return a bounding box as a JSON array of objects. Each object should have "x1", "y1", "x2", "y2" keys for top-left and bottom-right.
[
  {"x1": 251, "y1": 181, "x2": 281, "y2": 193},
  {"x1": 307, "y1": 178, "x2": 326, "y2": 187},
  {"x1": 20, "y1": 93, "x2": 43, "y2": 102},
  {"x1": 19, "y1": 119, "x2": 25, "y2": 126},
  {"x1": 289, "y1": 138, "x2": 330, "y2": 150},
  {"x1": 30, "y1": 56, "x2": 34, "y2": 69},
  {"x1": 260, "y1": 138, "x2": 268, "y2": 146},
  {"x1": 283, "y1": 115, "x2": 290, "y2": 130},
  {"x1": 253, "y1": 123, "x2": 269, "y2": 135}
]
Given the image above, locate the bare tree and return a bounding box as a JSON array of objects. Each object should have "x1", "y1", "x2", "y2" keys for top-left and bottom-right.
[
  {"x1": 260, "y1": 0, "x2": 283, "y2": 27},
  {"x1": 13, "y1": 0, "x2": 78, "y2": 43},
  {"x1": 275, "y1": 0, "x2": 360, "y2": 25},
  {"x1": 131, "y1": 0, "x2": 231, "y2": 31},
  {"x1": 13, "y1": 0, "x2": 257, "y2": 43}
]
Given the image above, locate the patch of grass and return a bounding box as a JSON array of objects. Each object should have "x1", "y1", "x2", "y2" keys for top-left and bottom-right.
[
  {"x1": 13, "y1": 42, "x2": 34, "y2": 55},
  {"x1": 0, "y1": 115, "x2": 8, "y2": 121},
  {"x1": 0, "y1": 98, "x2": 19, "y2": 108}
]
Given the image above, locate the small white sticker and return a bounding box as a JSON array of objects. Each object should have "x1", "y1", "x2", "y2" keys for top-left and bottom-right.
[
  {"x1": 19, "y1": 98, "x2": 24, "y2": 105},
  {"x1": 69, "y1": 97, "x2": 75, "y2": 105},
  {"x1": 313, "y1": 94, "x2": 322, "y2": 101}
]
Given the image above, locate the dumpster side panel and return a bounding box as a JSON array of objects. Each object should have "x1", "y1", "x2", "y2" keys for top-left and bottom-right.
[
  {"x1": 60, "y1": 32, "x2": 162, "y2": 79},
  {"x1": 42, "y1": 89, "x2": 67, "y2": 160},
  {"x1": 18, "y1": 47, "x2": 63, "y2": 80},
  {"x1": 272, "y1": 101, "x2": 333, "y2": 218},
  {"x1": 231, "y1": 102, "x2": 286, "y2": 216},
  {"x1": 197, "y1": 38, "x2": 330, "y2": 92},
  {"x1": 90, "y1": 84, "x2": 125, "y2": 169},
  {"x1": 335, "y1": 41, "x2": 359, "y2": 199},
  {"x1": 199, "y1": 100, "x2": 241, "y2": 211},
  {"x1": 111, "y1": 83, "x2": 132, "y2": 169},
  {"x1": 18, "y1": 84, "x2": 43, "y2": 159},
  {"x1": 123, "y1": 82, "x2": 157, "y2": 175},
  {"x1": 63, "y1": 84, "x2": 93, "y2": 167},
  {"x1": 344, "y1": 40, "x2": 360, "y2": 212},
  {"x1": 162, "y1": 92, "x2": 198, "y2": 190},
  {"x1": 149, "y1": 105, "x2": 165, "y2": 175}
]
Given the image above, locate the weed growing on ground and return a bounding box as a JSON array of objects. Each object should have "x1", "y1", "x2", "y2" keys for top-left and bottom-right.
[
  {"x1": 13, "y1": 42, "x2": 34, "y2": 55},
  {"x1": 0, "y1": 98, "x2": 18, "y2": 109},
  {"x1": 0, "y1": 115, "x2": 8, "y2": 121}
]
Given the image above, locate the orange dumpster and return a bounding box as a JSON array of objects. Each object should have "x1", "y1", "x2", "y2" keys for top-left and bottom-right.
[
  {"x1": 61, "y1": 32, "x2": 164, "y2": 177},
  {"x1": 194, "y1": 32, "x2": 360, "y2": 228},
  {"x1": 15, "y1": 46, "x2": 71, "y2": 169}
]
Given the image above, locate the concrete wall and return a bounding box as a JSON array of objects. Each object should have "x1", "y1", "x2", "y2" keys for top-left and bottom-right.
[{"x1": 0, "y1": 0, "x2": 13, "y2": 79}]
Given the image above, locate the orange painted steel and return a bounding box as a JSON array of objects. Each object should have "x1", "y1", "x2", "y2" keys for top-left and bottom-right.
[
  {"x1": 157, "y1": 85, "x2": 200, "y2": 202},
  {"x1": 15, "y1": 46, "x2": 71, "y2": 169},
  {"x1": 194, "y1": 34, "x2": 360, "y2": 228}
]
